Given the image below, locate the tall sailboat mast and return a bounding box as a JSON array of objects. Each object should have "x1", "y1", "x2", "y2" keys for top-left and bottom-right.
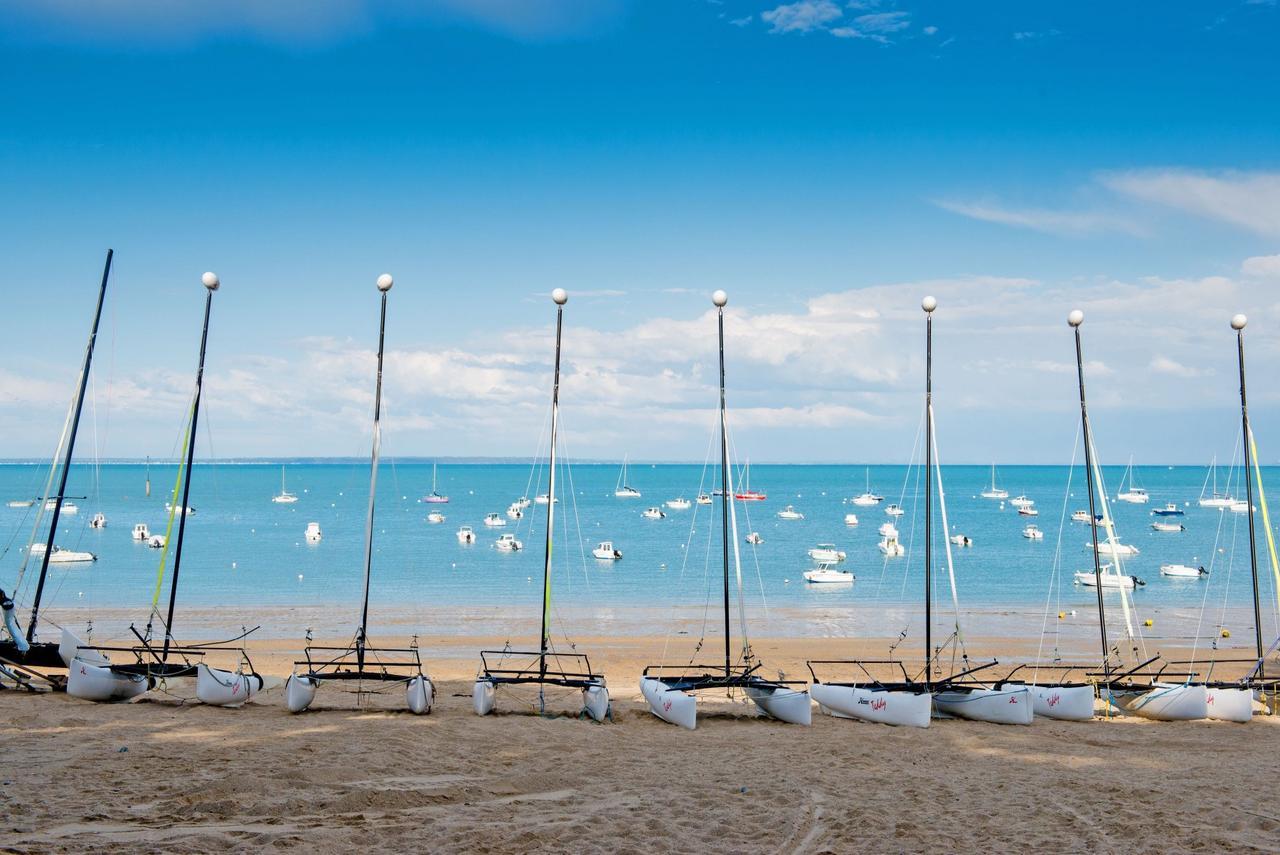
[
  {"x1": 357, "y1": 273, "x2": 394, "y2": 669},
  {"x1": 1069, "y1": 310, "x2": 1110, "y2": 676},
  {"x1": 714, "y1": 290, "x2": 732, "y2": 678},
  {"x1": 538, "y1": 288, "x2": 568, "y2": 679},
  {"x1": 1233, "y1": 314, "x2": 1265, "y2": 680},
  {"x1": 160, "y1": 271, "x2": 218, "y2": 659},
  {"x1": 923, "y1": 296, "x2": 935, "y2": 686},
  {"x1": 27, "y1": 249, "x2": 114, "y2": 643}
]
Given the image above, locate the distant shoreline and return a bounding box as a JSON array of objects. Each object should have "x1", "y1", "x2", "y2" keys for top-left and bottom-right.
[{"x1": 0, "y1": 459, "x2": 1266, "y2": 468}]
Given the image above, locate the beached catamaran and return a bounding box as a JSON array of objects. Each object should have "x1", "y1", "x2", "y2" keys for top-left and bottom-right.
[
  {"x1": 472, "y1": 289, "x2": 610, "y2": 720},
  {"x1": 65, "y1": 272, "x2": 264, "y2": 705},
  {"x1": 286, "y1": 274, "x2": 433, "y2": 714},
  {"x1": 0, "y1": 250, "x2": 113, "y2": 689},
  {"x1": 810, "y1": 298, "x2": 1033, "y2": 726},
  {"x1": 641, "y1": 290, "x2": 811, "y2": 729}
]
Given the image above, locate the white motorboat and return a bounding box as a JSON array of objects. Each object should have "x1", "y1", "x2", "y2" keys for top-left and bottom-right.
[
  {"x1": 533, "y1": 493, "x2": 558, "y2": 505},
  {"x1": 456, "y1": 525, "x2": 477, "y2": 544},
  {"x1": 877, "y1": 521, "x2": 896, "y2": 537},
  {"x1": 933, "y1": 684, "x2": 1034, "y2": 725},
  {"x1": 843, "y1": 513, "x2": 858, "y2": 526},
  {"x1": 614, "y1": 454, "x2": 642, "y2": 497},
  {"x1": 696, "y1": 493, "x2": 712, "y2": 505},
  {"x1": 513, "y1": 496, "x2": 532, "y2": 509},
  {"x1": 949, "y1": 534, "x2": 972, "y2": 547},
  {"x1": 45, "y1": 500, "x2": 78, "y2": 514},
  {"x1": 1071, "y1": 509, "x2": 1092, "y2": 523},
  {"x1": 29, "y1": 544, "x2": 96, "y2": 563},
  {"x1": 272, "y1": 466, "x2": 299, "y2": 504},
  {"x1": 878, "y1": 530, "x2": 905, "y2": 557},
  {"x1": 89, "y1": 512, "x2": 106, "y2": 529},
  {"x1": 592, "y1": 540, "x2": 622, "y2": 560},
  {"x1": 776, "y1": 505, "x2": 804, "y2": 520},
  {"x1": 1151, "y1": 521, "x2": 1185, "y2": 532},
  {"x1": 803, "y1": 564, "x2": 854, "y2": 584},
  {"x1": 426, "y1": 511, "x2": 446, "y2": 524},
  {"x1": 1009, "y1": 495, "x2": 1033, "y2": 509},
  {"x1": 665, "y1": 497, "x2": 692, "y2": 510},
  {"x1": 1160, "y1": 563, "x2": 1207, "y2": 578},
  {"x1": 980, "y1": 464, "x2": 1009, "y2": 499},
  {"x1": 1022, "y1": 524, "x2": 1044, "y2": 540},
  {"x1": 642, "y1": 506, "x2": 665, "y2": 520},
  {"x1": 6, "y1": 499, "x2": 34, "y2": 508},
  {"x1": 305, "y1": 522, "x2": 322, "y2": 543},
  {"x1": 165, "y1": 502, "x2": 195, "y2": 516},
  {"x1": 1117, "y1": 487, "x2": 1148, "y2": 503},
  {"x1": 884, "y1": 503, "x2": 904, "y2": 517},
  {"x1": 1088, "y1": 540, "x2": 1139, "y2": 556},
  {"x1": 807, "y1": 544, "x2": 846, "y2": 562},
  {"x1": 1229, "y1": 500, "x2": 1255, "y2": 513},
  {"x1": 1074, "y1": 569, "x2": 1144, "y2": 589},
  {"x1": 1151, "y1": 502, "x2": 1184, "y2": 517},
  {"x1": 506, "y1": 502, "x2": 523, "y2": 519},
  {"x1": 1018, "y1": 506, "x2": 1039, "y2": 517},
  {"x1": 494, "y1": 533, "x2": 522, "y2": 552},
  {"x1": 131, "y1": 522, "x2": 150, "y2": 541},
  {"x1": 745, "y1": 531, "x2": 763, "y2": 545},
  {"x1": 483, "y1": 512, "x2": 506, "y2": 527},
  {"x1": 147, "y1": 534, "x2": 166, "y2": 549}
]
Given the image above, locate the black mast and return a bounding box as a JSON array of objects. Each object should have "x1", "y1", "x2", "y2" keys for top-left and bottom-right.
[
  {"x1": 1233, "y1": 314, "x2": 1265, "y2": 680},
  {"x1": 27, "y1": 249, "x2": 113, "y2": 642},
  {"x1": 161, "y1": 271, "x2": 218, "y2": 659},
  {"x1": 357, "y1": 274, "x2": 394, "y2": 670},
  {"x1": 539, "y1": 289, "x2": 568, "y2": 680},
  {"x1": 1070, "y1": 310, "x2": 1110, "y2": 677},
  {"x1": 715, "y1": 290, "x2": 731, "y2": 678},
  {"x1": 923, "y1": 296, "x2": 935, "y2": 687}
]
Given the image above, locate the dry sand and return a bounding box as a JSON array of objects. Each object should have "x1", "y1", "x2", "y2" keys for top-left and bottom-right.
[{"x1": 3, "y1": 634, "x2": 1279, "y2": 853}]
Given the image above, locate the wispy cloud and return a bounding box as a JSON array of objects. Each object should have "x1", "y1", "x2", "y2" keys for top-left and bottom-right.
[
  {"x1": 934, "y1": 199, "x2": 1145, "y2": 237},
  {"x1": 760, "y1": 0, "x2": 842, "y2": 34},
  {"x1": 831, "y1": 11, "x2": 911, "y2": 42},
  {"x1": 1101, "y1": 169, "x2": 1280, "y2": 237},
  {"x1": 1149, "y1": 355, "x2": 1212, "y2": 378},
  {"x1": 759, "y1": 0, "x2": 910, "y2": 42},
  {"x1": 1242, "y1": 254, "x2": 1280, "y2": 279}
]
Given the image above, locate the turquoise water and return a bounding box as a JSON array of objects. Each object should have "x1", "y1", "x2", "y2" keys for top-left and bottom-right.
[{"x1": 3, "y1": 463, "x2": 1277, "y2": 638}]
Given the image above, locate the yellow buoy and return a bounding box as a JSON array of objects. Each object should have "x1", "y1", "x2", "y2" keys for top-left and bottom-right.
[
  {"x1": 1058, "y1": 611, "x2": 1066, "y2": 620},
  {"x1": 1221, "y1": 628, "x2": 1231, "y2": 638},
  {"x1": 1143, "y1": 619, "x2": 1153, "y2": 627}
]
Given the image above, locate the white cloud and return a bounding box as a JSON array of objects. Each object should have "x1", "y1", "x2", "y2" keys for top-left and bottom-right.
[
  {"x1": 729, "y1": 15, "x2": 753, "y2": 27},
  {"x1": 1242, "y1": 254, "x2": 1280, "y2": 279},
  {"x1": 923, "y1": 25, "x2": 938, "y2": 35},
  {"x1": 831, "y1": 10, "x2": 910, "y2": 41},
  {"x1": 761, "y1": 0, "x2": 842, "y2": 34},
  {"x1": 934, "y1": 199, "x2": 1145, "y2": 237},
  {"x1": 1101, "y1": 169, "x2": 1280, "y2": 237},
  {"x1": 1150, "y1": 356, "x2": 1212, "y2": 378}
]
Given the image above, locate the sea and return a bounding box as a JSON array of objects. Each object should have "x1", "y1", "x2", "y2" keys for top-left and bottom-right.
[{"x1": 3, "y1": 462, "x2": 1277, "y2": 647}]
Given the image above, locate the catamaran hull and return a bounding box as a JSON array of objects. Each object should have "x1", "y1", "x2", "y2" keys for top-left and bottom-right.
[
  {"x1": 66, "y1": 660, "x2": 148, "y2": 702},
  {"x1": 640, "y1": 678, "x2": 697, "y2": 730},
  {"x1": 1105, "y1": 683, "x2": 1207, "y2": 721},
  {"x1": 1025, "y1": 684, "x2": 1096, "y2": 721},
  {"x1": 1205, "y1": 686, "x2": 1253, "y2": 723},
  {"x1": 933, "y1": 686, "x2": 1034, "y2": 725},
  {"x1": 810, "y1": 683, "x2": 931, "y2": 728},
  {"x1": 407, "y1": 675, "x2": 434, "y2": 714},
  {"x1": 195, "y1": 663, "x2": 263, "y2": 707},
  {"x1": 473, "y1": 679, "x2": 497, "y2": 715},
  {"x1": 58, "y1": 628, "x2": 104, "y2": 667},
  {"x1": 582, "y1": 683, "x2": 610, "y2": 722},
  {"x1": 285, "y1": 672, "x2": 318, "y2": 713},
  {"x1": 745, "y1": 684, "x2": 812, "y2": 725}
]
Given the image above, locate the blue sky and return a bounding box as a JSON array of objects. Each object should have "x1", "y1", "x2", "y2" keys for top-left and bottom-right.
[{"x1": 0, "y1": 0, "x2": 1278, "y2": 464}]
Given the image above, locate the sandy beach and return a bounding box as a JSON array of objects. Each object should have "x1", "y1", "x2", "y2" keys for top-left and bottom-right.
[{"x1": 4, "y1": 633, "x2": 1278, "y2": 853}]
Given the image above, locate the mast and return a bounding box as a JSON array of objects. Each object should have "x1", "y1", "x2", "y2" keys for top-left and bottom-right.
[
  {"x1": 145, "y1": 456, "x2": 151, "y2": 497},
  {"x1": 1069, "y1": 310, "x2": 1110, "y2": 676},
  {"x1": 714, "y1": 289, "x2": 731, "y2": 678},
  {"x1": 27, "y1": 249, "x2": 113, "y2": 642},
  {"x1": 357, "y1": 273, "x2": 394, "y2": 669},
  {"x1": 922, "y1": 296, "x2": 935, "y2": 686},
  {"x1": 539, "y1": 288, "x2": 568, "y2": 678},
  {"x1": 160, "y1": 271, "x2": 218, "y2": 659},
  {"x1": 1233, "y1": 314, "x2": 1264, "y2": 679}
]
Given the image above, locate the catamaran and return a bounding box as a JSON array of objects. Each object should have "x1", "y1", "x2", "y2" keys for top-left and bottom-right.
[
  {"x1": 1, "y1": 251, "x2": 114, "y2": 690},
  {"x1": 285, "y1": 274, "x2": 433, "y2": 715},
  {"x1": 65, "y1": 271, "x2": 265, "y2": 707},
  {"x1": 641, "y1": 291, "x2": 810, "y2": 729},
  {"x1": 272, "y1": 466, "x2": 298, "y2": 503},
  {"x1": 473, "y1": 289, "x2": 609, "y2": 721},
  {"x1": 980, "y1": 464, "x2": 1009, "y2": 499},
  {"x1": 614, "y1": 454, "x2": 642, "y2": 497}
]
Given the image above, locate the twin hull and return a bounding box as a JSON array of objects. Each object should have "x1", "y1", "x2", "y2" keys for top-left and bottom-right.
[{"x1": 640, "y1": 678, "x2": 811, "y2": 729}]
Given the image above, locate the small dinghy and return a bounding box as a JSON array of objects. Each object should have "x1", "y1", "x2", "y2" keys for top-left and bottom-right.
[
  {"x1": 493, "y1": 533, "x2": 523, "y2": 552},
  {"x1": 745, "y1": 531, "x2": 763, "y2": 545},
  {"x1": 89, "y1": 512, "x2": 106, "y2": 529},
  {"x1": 1022, "y1": 524, "x2": 1043, "y2": 540},
  {"x1": 696, "y1": 493, "x2": 712, "y2": 505},
  {"x1": 803, "y1": 564, "x2": 853, "y2": 584},
  {"x1": 949, "y1": 534, "x2": 972, "y2": 547},
  {"x1": 1017, "y1": 506, "x2": 1039, "y2": 517},
  {"x1": 1151, "y1": 521, "x2": 1185, "y2": 532},
  {"x1": 665, "y1": 497, "x2": 691, "y2": 510},
  {"x1": 843, "y1": 513, "x2": 858, "y2": 526},
  {"x1": 592, "y1": 540, "x2": 622, "y2": 560},
  {"x1": 505, "y1": 503, "x2": 522, "y2": 519},
  {"x1": 305, "y1": 522, "x2": 322, "y2": 543},
  {"x1": 1074, "y1": 569, "x2": 1144, "y2": 588},
  {"x1": 776, "y1": 505, "x2": 804, "y2": 520},
  {"x1": 884, "y1": 503, "x2": 904, "y2": 517},
  {"x1": 426, "y1": 511, "x2": 445, "y2": 524},
  {"x1": 147, "y1": 534, "x2": 166, "y2": 549},
  {"x1": 456, "y1": 525, "x2": 477, "y2": 543},
  {"x1": 483, "y1": 512, "x2": 506, "y2": 527},
  {"x1": 30, "y1": 544, "x2": 96, "y2": 563},
  {"x1": 806, "y1": 544, "x2": 845, "y2": 562},
  {"x1": 131, "y1": 523, "x2": 150, "y2": 541},
  {"x1": 642, "y1": 506, "x2": 665, "y2": 520},
  {"x1": 1160, "y1": 563, "x2": 1206, "y2": 578}
]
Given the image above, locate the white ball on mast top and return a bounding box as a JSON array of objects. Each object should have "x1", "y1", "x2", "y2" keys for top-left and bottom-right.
[
  {"x1": 552, "y1": 288, "x2": 568, "y2": 305},
  {"x1": 921, "y1": 295, "x2": 937, "y2": 313},
  {"x1": 712, "y1": 289, "x2": 728, "y2": 307},
  {"x1": 202, "y1": 271, "x2": 219, "y2": 291},
  {"x1": 1231, "y1": 313, "x2": 1247, "y2": 331},
  {"x1": 1068, "y1": 309, "x2": 1084, "y2": 327},
  {"x1": 376, "y1": 273, "x2": 394, "y2": 292}
]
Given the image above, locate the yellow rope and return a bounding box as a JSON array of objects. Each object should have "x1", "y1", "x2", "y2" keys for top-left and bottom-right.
[
  {"x1": 1249, "y1": 428, "x2": 1280, "y2": 616},
  {"x1": 150, "y1": 400, "x2": 193, "y2": 610}
]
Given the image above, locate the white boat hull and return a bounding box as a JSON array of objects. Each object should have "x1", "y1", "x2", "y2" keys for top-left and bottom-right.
[
  {"x1": 285, "y1": 672, "x2": 318, "y2": 713},
  {"x1": 582, "y1": 683, "x2": 610, "y2": 722},
  {"x1": 810, "y1": 683, "x2": 931, "y2": 728},
  {"x1": 640, "y1": 677, "x2": 697, "y2": 730},
  {"x1": 407, "y1": 675, "x2": 434, "y2": 714},
  {"x1": 195, "y1": 663, "x2": 263, "y2": 707},
  {"x1": 58, "y1": 628, "x2": 105, "y2": 667},
  {"x1": 1205, "y1": 686, "x2": 1253, "y2": 723},
  {"x1": 1105, "y1": 682, "x2": 1208, "y2": 721},
  {"x1": 473, "y1": 679, "x2": 496, "y2": 715},
  {"x1": 1022, "y1": 683, "x2": 1096, "y2": 721},
  {"x1": 933, "y1": 686, "x2": 1034, "y2": 725},
  {"x1": 66, "y1": 659, "x2": 148, "y2": 702},
  {"x1": 744, "y1": 684, "x2": 811, "y2": 725}
]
